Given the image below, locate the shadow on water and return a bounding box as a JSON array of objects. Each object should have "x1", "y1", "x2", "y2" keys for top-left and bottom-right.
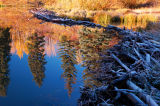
[{"x1": 0, "y1": 28, "x2": 11, "y2": 97}]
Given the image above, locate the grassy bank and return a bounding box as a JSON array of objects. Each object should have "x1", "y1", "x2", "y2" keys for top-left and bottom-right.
[
  {"x1": 42, "y1": 0, "x2": 160, "y2": 30},
  {"x1": 2, "y1": 0, "x2": 160, "y2": 30}
]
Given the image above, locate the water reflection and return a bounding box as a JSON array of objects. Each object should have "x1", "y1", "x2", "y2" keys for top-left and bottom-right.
[
  {"x1": 79, "y1": 27, "x2": 119, "y2": 88},
  {"x1": 58, "y1": 39, "x2": 78, "y2": 96},
  {"x1": 0, "y1": 28, "x2": 11, "y2": 96},
  {"x1": 93, "y1": 12, "x2": 158, "y2": 29},
  {"x1": 0, "y1": 25, "x2": 120, "y2": 101},
  {"x1": 0, "y1": 6, "x2": 159, "y2": 105},
  {"x1": 27, "y1": 33, "x2": 46, "y2": 87}
]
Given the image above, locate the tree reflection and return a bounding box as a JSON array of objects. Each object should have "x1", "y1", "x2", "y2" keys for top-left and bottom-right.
[
  {"x1": 0, "y1": 28, "x2": 11, "y2": 96},
  {"x1": 58, "y1": 36, "x2": 78, "y2": 96},
  {"x1": 27, "y1": 33, "x2": 46, "y2": 87},
  {"x1": 79, "y1": 27, "x2": 118, "y2": 88}
]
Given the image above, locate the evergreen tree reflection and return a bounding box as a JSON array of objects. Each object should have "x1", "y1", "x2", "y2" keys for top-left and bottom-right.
[
  {"x1": 27, "y1": 33, "x2": 46, "y2": 87},
  {"x1": 79, "y1": 27, "x2": 115, "y2": 88},
  {"x1": 58, "y1": 35, "x2": 78, "y2": 96},
  {"x1": 0, "y1": 28, "x2": 11, "y2": 96}
]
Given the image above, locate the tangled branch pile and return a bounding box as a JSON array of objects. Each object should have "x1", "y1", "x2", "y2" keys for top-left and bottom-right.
[{"x1": 78, "y1": 26, "x2": 160, "y2": 106}]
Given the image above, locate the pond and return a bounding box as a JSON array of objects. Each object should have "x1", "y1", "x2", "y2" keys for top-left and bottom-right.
[{"x1": 0, "y1": 6, "x2": 159, "y2": 106}]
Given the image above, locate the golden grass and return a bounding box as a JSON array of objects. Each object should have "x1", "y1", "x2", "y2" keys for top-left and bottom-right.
[
  {"x1": 44, "y1": 0, "x2": 160, "y2": 11},
  {"x1": 93, "y1": 12, "x2": 112, "y2": 26},
  {"x1": 122, "y1": 14, "x2": 158, "y2": 29},
  {"x1": 2, "y1": 0, "x2": 160, "y2": 10},
  {"x1": 78, "y1": 0, "x2": 117, "y2": 10},
  {"x1": 119, "y1": 0, "x2": 157, "y2": 8}
]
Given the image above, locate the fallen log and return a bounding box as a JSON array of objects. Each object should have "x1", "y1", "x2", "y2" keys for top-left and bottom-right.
[
  {"x1": 126, "y1": 81, "x2": 158, "y2": 106},
  {"x1": 121, "y1": 91, "x2": 146, "y2": 105},
  {"x1": 111, "y1": 53, "x2": 131, "y2": 72},
  {"x1": 114, "y1": 87, "x2": 146, "y2": 105}
]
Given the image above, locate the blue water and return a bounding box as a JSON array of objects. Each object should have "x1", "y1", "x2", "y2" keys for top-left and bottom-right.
[{"x1": 0, "y1": 53, "x2": 83, "y2": 106}]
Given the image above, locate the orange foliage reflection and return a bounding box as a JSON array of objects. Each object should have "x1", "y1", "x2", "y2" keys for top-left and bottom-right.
[
  {"x1": 0, "y1": 7, "x2": 81, "y2": 58},
  {"x1": 0, "y1": 6, "x2": 120, "y2": 96}
]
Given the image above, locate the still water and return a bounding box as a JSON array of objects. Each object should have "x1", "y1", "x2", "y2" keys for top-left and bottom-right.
[
  {"x1": 0, "y1": 54, "x2": 83, "y2": 106},
  {"x1": 0, "y1": 30, "x2": 84, "y2": 106},
  {"x1": 0, "y1": 7, "x2": 85, "y2": 106},
  {"x1": 0, "y1": 6, "x2": 159, "y2": 106}
]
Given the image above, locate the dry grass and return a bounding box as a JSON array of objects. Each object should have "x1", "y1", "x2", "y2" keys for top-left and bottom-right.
[
  {"x1": 78, "y1": 0, "x2": 117, "y2": 10},
  {"x1": 119, "y1": 0, "x2": 158, "y2": 8},
  {"x1": 93, "y1": 12, "x2": 112, "y2": 26},
  {"x1": 44, "y1": 0, "x2": 160, "y2": 11},
  {"x1": 2, "y1": 0, "x2": 160, "y2": 10}
]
